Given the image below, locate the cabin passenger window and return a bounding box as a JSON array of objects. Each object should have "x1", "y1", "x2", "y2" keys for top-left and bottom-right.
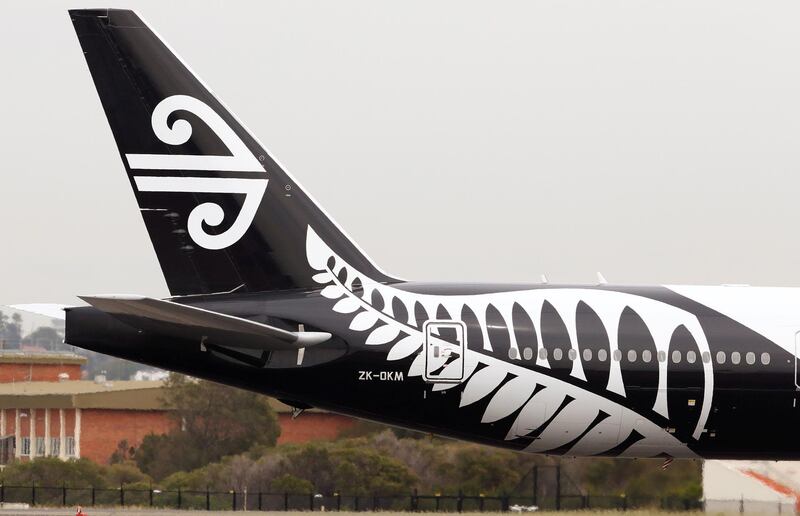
[
  {"x1": 686, "y1": 350, "x2": 696, "y2": 364},
  {"x1": 613, "y1": 349, "x2": 622, "y2": 362},
  {"x1": 627, "y1": 350, "x2": 637, "y2": 362},
  {"x1": 716, "y1": 351, "x2": 726, "y2": 364},
  {"x1": 761, "y1": 352, "x2": 770, "y2": 365},
  {"x1": 671, "y1": 350, "x2": 682, "y2": 364},
  {"x1": 539, "y1": 349, "x2": 548, "y2": 360},
  {"x1": 568, "y1": 349, "x2": 577, "y2": 361},
  {"x1": 598, "y1": 349, "x2": 608, "y2": 362},
  {"x1": 731, "y1": 351, "x2": 741, "y2": 365},
  {"x1": 523, "y1": 348, "x2": 533, "y2": 360},
  {"x1": 509, "y1": 348, "x2": 518, "y2": 359},
  {"x1": 642, "y1": 350, "x2": 652, "y2": 363},
  {"x1": 745, "y1": 352, "x2": 755, "y2": 365},
  {"x1": 553, "y1": 348, "x2": 563, "y2": 361},
  {"x1": 702, "y1": 351, "x2": 711, "y2": 363},
  {"x1": 583, "y1": 349, "x2": 593, "y2": 361},
  {"x1": 658, "y1": 350, "x2": 666, "y2": 362}
]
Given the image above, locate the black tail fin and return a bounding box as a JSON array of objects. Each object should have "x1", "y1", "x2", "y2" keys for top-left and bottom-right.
[{"x1": 69, "y1": 9, "x2": 396, "y2": 296}]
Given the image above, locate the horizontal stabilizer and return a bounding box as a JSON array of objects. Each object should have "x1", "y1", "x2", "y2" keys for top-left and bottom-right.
[
  {"x1": 9, "y1": 304, "x2": 69, "y2": 321},
  {"x1": 79, "y1": 295, "x2": 330, "y2": 351}
]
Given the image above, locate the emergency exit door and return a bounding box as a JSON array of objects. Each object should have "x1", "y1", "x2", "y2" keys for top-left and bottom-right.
[{"x1": 423, "y1": 320, "x2": 466, "y2": 383}]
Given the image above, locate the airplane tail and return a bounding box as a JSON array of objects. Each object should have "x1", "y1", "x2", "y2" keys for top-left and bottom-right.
[{"x1": 69, "y1": 9, "x2": 396, "y2": 296}]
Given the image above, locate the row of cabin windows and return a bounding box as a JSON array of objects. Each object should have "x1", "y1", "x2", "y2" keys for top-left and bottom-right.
[
  {"x1": 508, "y1": 347, "x2": 771, "y2": 366},
  {"x1": 19, "y1": 436, "x2": 75, "y2": 457}
]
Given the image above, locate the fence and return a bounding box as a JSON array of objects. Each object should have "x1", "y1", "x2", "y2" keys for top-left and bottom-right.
[
  {"x1": 705, "y1": 498, "x2": 796, "y2": 515},
  {"x1": 0, "y1": 483, "x2": 705, "y2": 511}
]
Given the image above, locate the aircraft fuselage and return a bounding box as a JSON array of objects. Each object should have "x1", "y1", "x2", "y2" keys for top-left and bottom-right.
[{"x1": 66, "y1": 278, "x2": 800, "y2": 460}]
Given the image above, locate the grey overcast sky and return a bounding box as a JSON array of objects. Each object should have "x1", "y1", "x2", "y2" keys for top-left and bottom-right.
[{"x1": 2, "y1": 1, "x2": 800, "y2": 307}]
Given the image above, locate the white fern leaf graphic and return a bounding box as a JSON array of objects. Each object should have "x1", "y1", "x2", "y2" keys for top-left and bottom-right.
[
  {"x1": 460, "y1": 366, "x2": 507, "y2": 407},
  {"x1": 366, "y1": 325, "x2": 401, "y2": 345},
  {"x1": 525, "y1": 399, "x2": 599, "y2": 452},
  {"x1": 321, "y1": 285, "x2": 346, "y2": 300},
  {"x1": 307, "y1": 227, "x2": 423, "y2": 360},
  {"x1": 387, "y1": 336, "x2": 423, "y2": 361},
  {"x1": 350, "y1": 311, "x2": 380, "y2": 331},
  {"x1": 510, "y1": 389, "x2": 562, "y2": 439},
  {"x1": 408, "y1": 352, "x2": 425, "y2": 376},
  {"x1": 482, "y1": 375, "x2": 537, "y2": 423},
  {"x1": 307, "y1": 226, "x2": 706, "y2": 457},
  {"x1": 332, "y1": 297, "x2": 361, "y2": 314},
  {"x1": 312, "y1": 272, "x2": 333, "y2": 284},
  {"x1": 463, "y1": 354, "x2": 481, "y2": 380}
]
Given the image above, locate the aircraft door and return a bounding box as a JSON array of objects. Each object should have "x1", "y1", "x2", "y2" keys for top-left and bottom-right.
[{"x1": 423, "y1": 321, "x2": 466, "y2": 383}]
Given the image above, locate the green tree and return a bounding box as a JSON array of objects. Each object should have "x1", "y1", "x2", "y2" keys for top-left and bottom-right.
[
  {"x1": 446, "y1": 446, "x2": 524, "y2": 495},
  {"x1": 106, "y1": 462, "x2": 151, "y2": 486},
  {"x1": 267, "y1": 440, "x2": 417, "y2": 496},
  {"x1": 1, "y1": 458, "x2": 108, "y2": 488},
  {"x1": 109, "y1": 440, "x2": 134, "y2": 464},
  {"x1": 271, "y1": 473, "x2": 314, "y2": 493},
  {"x1": 135, "y1": 374, "x2": 280, "y2": 479},
  {"x1": 0, "y1": 311, "x2": 22, "y2": 348},
  {"x1": 134, "y1": 434, "x2": 179, "y2": 480},
  {"x1": 161, "y1": 464, "x2": 223, "y2": 491},
  {"x1": 580, "y1": 457, "x2": 702, "y2": 499},
  {"x1": 330, "y1": 444, "x2": 417, "y2": 495},
  {"x1": 23, "y1": 326, "x2": 62, "y2": 350},
  {"x1": 110, "y1": 431, "x2": 702, "y2": 501}
]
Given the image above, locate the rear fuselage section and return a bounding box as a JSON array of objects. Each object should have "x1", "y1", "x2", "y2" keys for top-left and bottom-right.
[{"x1": 66, "y1": 282, "x2": 800, "y2": 460}]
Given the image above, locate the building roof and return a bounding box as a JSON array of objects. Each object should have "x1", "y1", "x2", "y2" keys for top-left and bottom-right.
[
  {"x1": 0, "y1": 380, "x2": 321, "y2": 413},
  {"x1": 0, "y1": 380, "x2": 165, "y2": 410},
  {"x1": 0, "y1": 351, "x2": 86, "y2": 366}
]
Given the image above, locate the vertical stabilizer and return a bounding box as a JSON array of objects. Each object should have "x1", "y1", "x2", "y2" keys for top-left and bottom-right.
[{"x1": 69, "y1": 9, "x2": 396, "y2": 295}]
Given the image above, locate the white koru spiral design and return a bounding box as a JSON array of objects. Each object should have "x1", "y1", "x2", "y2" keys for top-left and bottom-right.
[{"x1": 125, "y1": 95, "x2": 268, "y2": 250}]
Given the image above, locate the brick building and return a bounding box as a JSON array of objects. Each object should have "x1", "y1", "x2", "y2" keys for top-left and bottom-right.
[
  {"x1": 0, "y1": 352, "x2": 84, "y2": 383},
  {"x1": 0, "y1": 379, "x2": 171, "y2": 464},
  {"x1": 272, "y1": 408, "x2": 358, "y2": 445},
  {"x1": 0, "y1": 352, "x2": 357, "y2": 464}
]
